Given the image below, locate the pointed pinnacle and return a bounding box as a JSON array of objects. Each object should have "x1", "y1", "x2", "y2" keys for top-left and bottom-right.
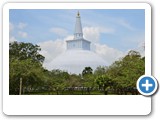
[{"x1": 77, "y1": 11, "x2": 80, "y2": 17}]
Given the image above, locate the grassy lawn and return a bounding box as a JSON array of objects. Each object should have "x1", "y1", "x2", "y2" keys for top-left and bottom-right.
[{"x1": 24, "y1": 90, "x2": 105, "y2": 95}]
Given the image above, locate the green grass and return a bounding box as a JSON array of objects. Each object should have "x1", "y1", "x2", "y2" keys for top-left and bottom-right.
[
  {"x1": 23, "y1": 89, "x2": 137, "y2": 95},
  {"x1": 24, "y1": 90, "x2": 105, "y2": 95}
]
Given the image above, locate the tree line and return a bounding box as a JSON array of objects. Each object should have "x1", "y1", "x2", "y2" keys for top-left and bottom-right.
[{"x1": 9, "y1": 41, "x2": 145, "y2": 95}]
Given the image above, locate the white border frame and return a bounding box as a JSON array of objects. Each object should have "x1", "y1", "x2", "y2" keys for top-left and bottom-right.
[{"x1": 3, "y1": 3, "x2": 151, "y2": 115}]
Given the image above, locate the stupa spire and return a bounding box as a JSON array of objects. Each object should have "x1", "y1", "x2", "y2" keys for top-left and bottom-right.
[
  {"x1": 77, "y1": 11, "x2": 80, "y2": 16},
  {"x1": 74, "y1": 11, "x2": 83, "y2": 39},
  {"x1": 66, "y1": 11, "x2": 90, "y2": 51}
]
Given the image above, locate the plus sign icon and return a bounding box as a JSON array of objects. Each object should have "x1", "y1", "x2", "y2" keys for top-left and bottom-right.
[{"x1": 137, "y1": 75, "x2": 158, "y2": 96}]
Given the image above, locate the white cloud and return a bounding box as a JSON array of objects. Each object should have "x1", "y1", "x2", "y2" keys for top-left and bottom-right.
[
  {"x1": 63, "y1": 35, "x2": 74, "y2": 40},
  {"x1": 9, "y1": 22, "x2": 28, "y2": 42},
  {"x1": 50, "y1": 27, "x2": 68, "y2": 37},
  {"x1": 9, "y1": 22, "x2": 14, "y2": 32},
  {"x1": 18, "y1": 22, "x2": 27, "y2": 29},
  {"x1": 95, "y1": 43, "x2": 124, "y2": 65},
  {"x1": 9, "y1": 23, "x2": 17, "y2": 42},
  {"x1": 83, "y1": 27, "x2": 100, "y2": 43},
  {"x1": 9, "y1": 36, "x2": 17, "y2": 43},
  {"x1": 83, "y1": 26, "x2": 115, "y2": 52},
  {"x1": 18, "y1": 31, "x2": 28, "y2": 38},
  {"x1": 83, "y1": 27, "x2": 114, "y2": 43},
  {"x1": 134, "y1": 41, "x2": 145, "y2": 57},
  {"x1": 38, "y1": 37, "x2": 68, "y2": 69},
  {"x1": 117, "y1": 19, "x2": 135, "y2": 31}
]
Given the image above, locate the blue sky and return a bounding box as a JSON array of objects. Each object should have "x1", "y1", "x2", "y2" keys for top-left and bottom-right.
[
  {"x1": 9, "y1": 9, "x2": 145, "y2": 68},
  {"x1": 10, "y1": 9, "x2": 144, "y2": 51}
]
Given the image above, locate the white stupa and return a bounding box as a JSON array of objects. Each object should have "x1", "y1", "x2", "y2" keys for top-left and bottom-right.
[{"x1": 51, "y1": 11, "x2": 108, "y2": 74}]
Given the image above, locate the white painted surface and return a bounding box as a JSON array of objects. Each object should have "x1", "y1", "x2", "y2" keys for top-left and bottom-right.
[{"x1": 51, "y1": 49, "x2": 108, "y2": 74}]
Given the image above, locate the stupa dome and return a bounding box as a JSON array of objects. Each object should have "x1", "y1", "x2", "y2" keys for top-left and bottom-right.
[
  {"x1": 51, "y1": 11, "x2": 108, "y2": 74},
  {"x1": 51, "y1": 49, "x2": 107, "y2": 74}
]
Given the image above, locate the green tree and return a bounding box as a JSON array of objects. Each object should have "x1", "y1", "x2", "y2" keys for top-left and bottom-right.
[
  {"x1": 107, "y1": 50, "x2": 144, "y2": 94},
  {"x1": 66, "y1": 74, "x2": 81, "y2": 94},
  {"x1": 49, "y1": 69, "x2": 69, "y2": 95},
  {"x1": 81, "y1": 67, "x2": 95, "y2": 94},
  {"x1": 9, "y1": 41, "x2": 44, "y2": 64},
  {"x1": 94, "y1": 66, "x2": 108, "y2": 76},
  {"x1": 9, "y1": 41, "x2": 45, "y2": 95},
  {"x1": 9, "y1": 59, "x2": 45, "y2": 94},
  {"x1": 82, "y1": 67, "x2": 93, "y2": 76},
  {"x1": 95, "y1": 75, "x2": 114, "y2": 95}
]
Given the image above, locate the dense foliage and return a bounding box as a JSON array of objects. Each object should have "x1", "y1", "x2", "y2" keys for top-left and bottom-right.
[{"x1": 9, "y1": 42, "x2": 144, "y2": 95}]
